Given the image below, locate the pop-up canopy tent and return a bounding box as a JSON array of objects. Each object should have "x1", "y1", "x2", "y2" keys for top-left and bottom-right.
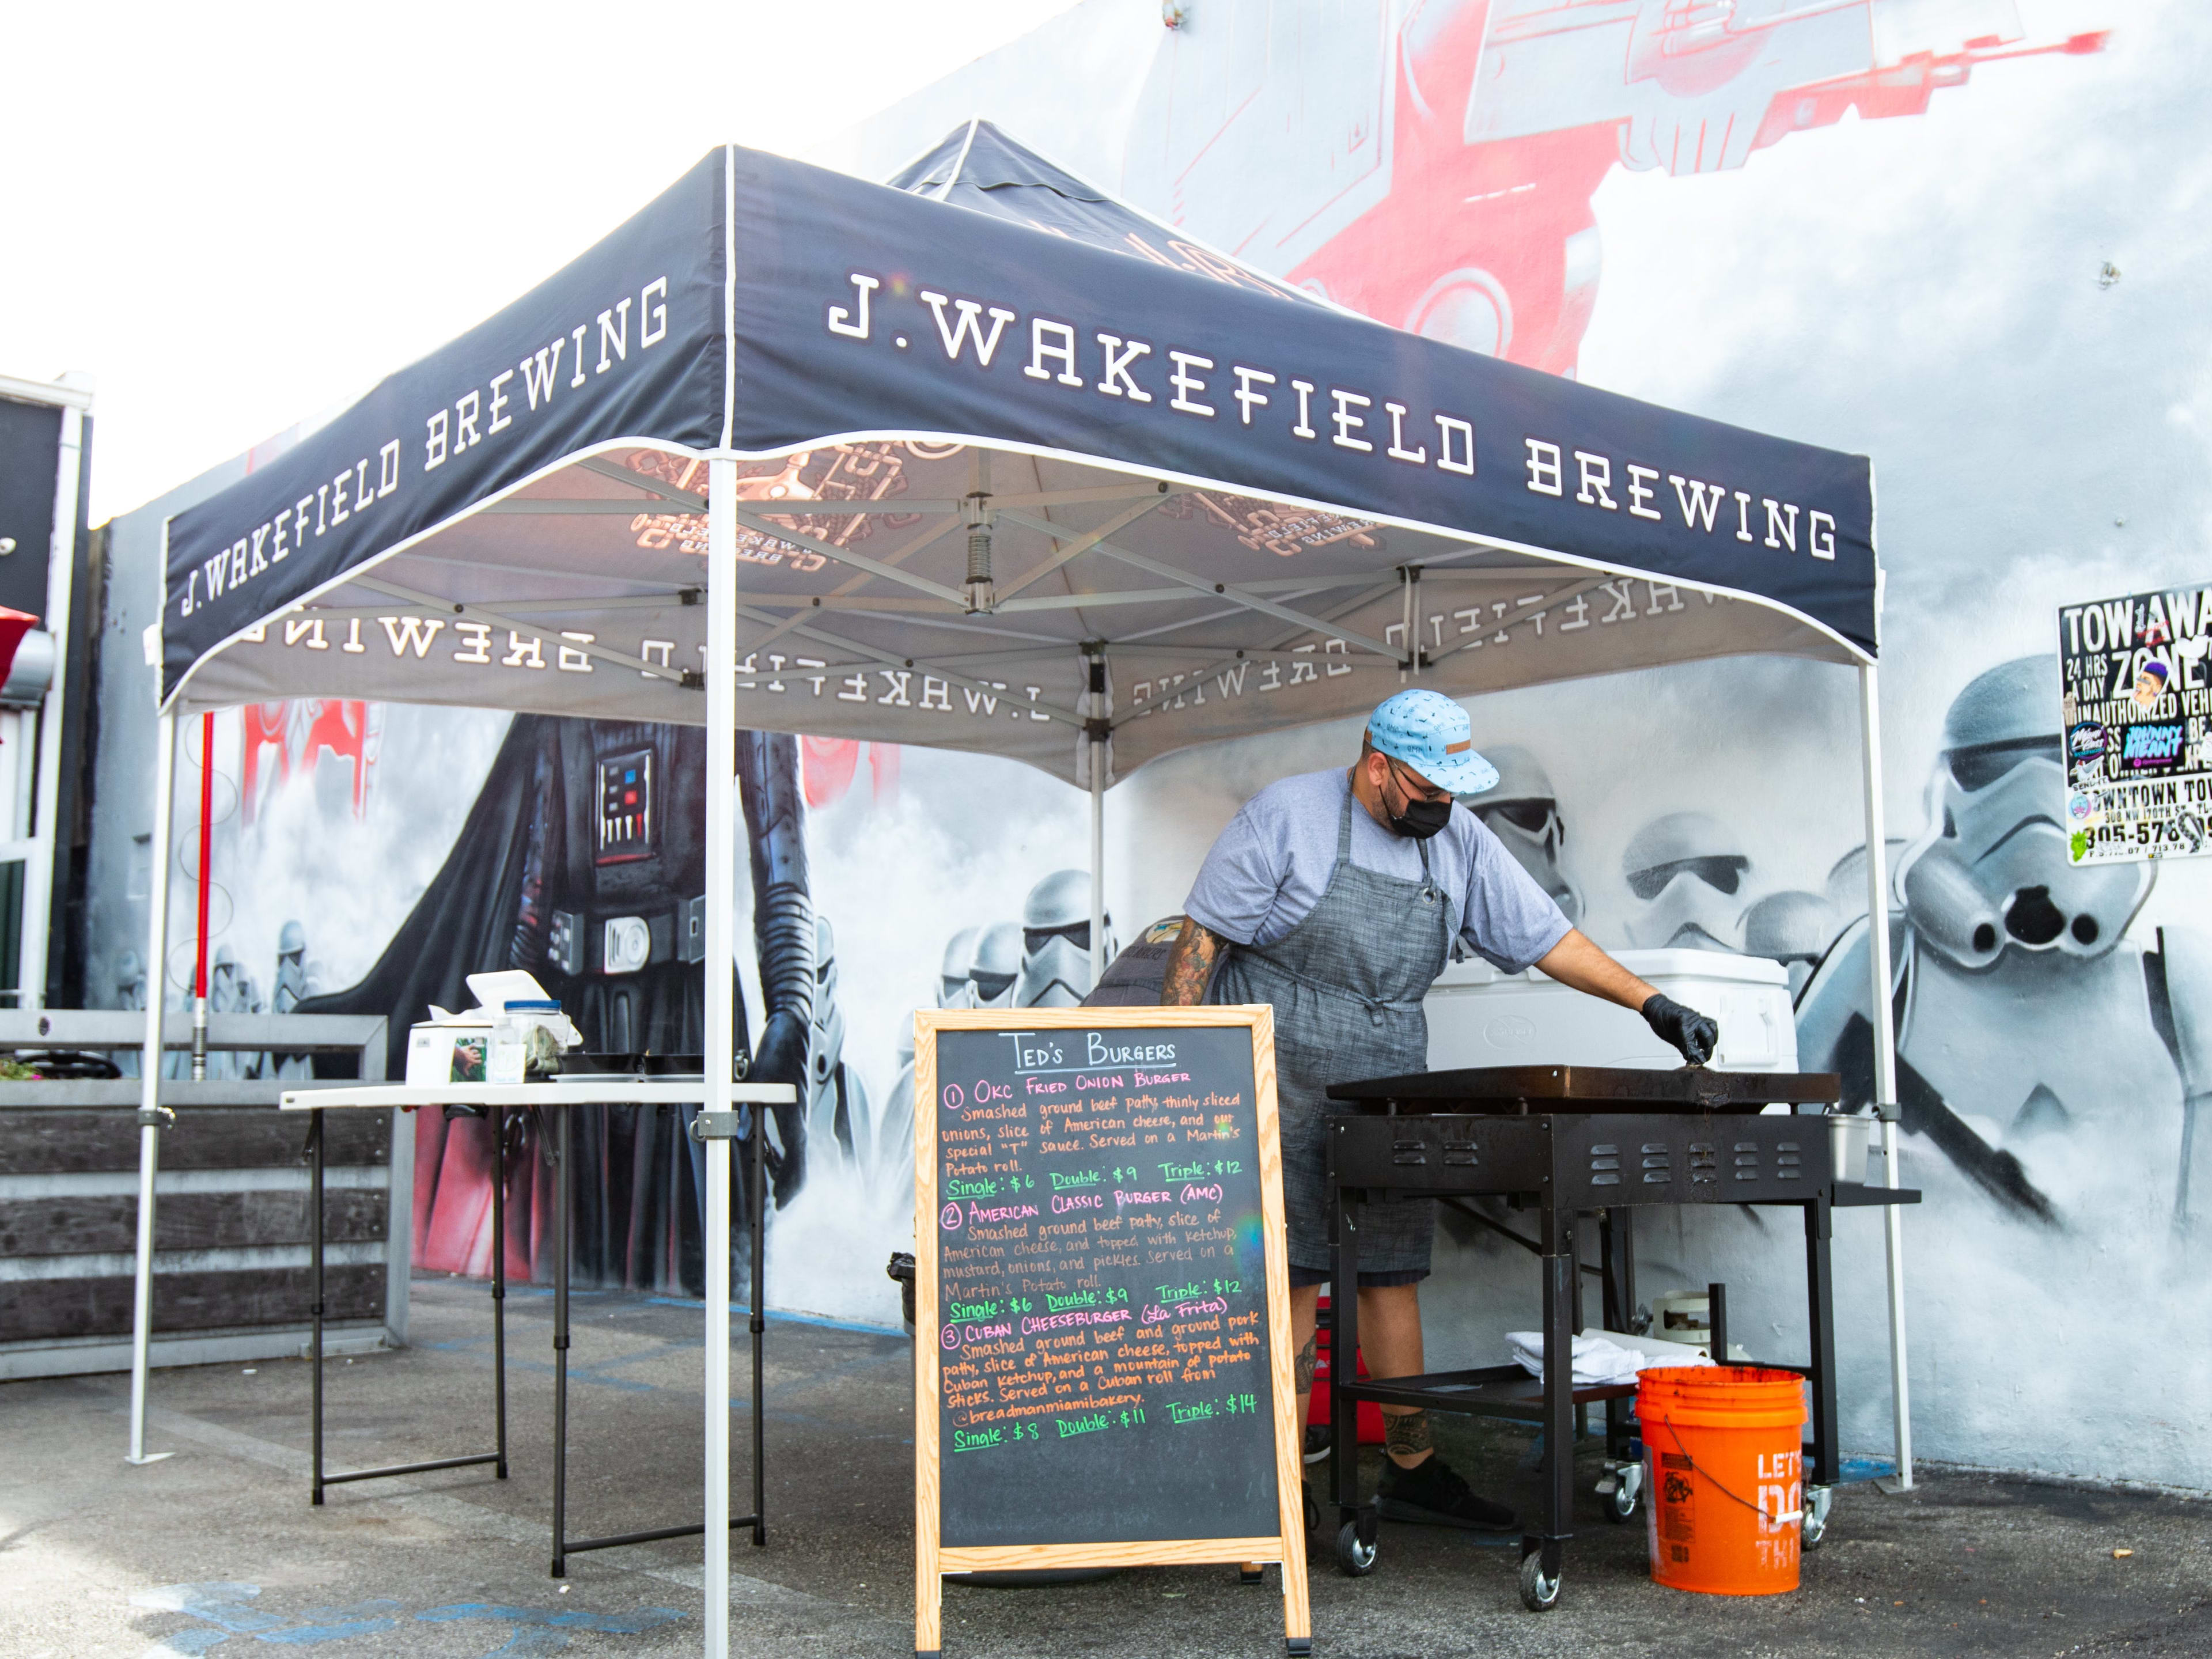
[{"x1": 135, "y1": 122, "x2": 1911, "y2": 1647}]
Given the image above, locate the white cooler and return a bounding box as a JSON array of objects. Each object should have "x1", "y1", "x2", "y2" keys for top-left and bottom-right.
[{"x1": 1423, "y1": 948, "x2": 1798, "y2": 1074}]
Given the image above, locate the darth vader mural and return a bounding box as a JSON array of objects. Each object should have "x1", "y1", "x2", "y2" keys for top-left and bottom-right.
[{"x1": 302, "y1": 716, "x2": 815, "y2": 1294}]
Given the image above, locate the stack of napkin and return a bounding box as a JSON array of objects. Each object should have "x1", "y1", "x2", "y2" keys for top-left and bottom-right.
[{"x1": 1506, "y1": 1330, "x2": 1714, "y2": 1386}]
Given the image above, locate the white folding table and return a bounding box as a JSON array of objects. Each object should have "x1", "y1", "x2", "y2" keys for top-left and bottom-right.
[{"x1": 281, "y1": 1079, "x2": 797, "y2": 1577}]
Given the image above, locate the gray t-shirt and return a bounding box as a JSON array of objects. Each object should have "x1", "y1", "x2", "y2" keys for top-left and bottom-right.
[{"x1": 1184, "y1": 767, "x2": 1573, "y2": 974}]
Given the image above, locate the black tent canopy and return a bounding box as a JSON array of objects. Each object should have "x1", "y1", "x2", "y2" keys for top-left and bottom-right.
[{"x1": 158, "y1": 124, "x2": 1878, "y2": 776}]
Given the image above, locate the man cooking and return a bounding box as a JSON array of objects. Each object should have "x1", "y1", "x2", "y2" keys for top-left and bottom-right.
[{"x1": 1160, "y1": 689, "x2": 1718, "y2": 1532}]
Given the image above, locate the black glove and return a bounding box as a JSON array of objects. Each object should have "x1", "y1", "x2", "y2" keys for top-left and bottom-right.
[
  {"x1": 1642, "y1": 994, "x2": 1719, "y2": 1066},
  {"x1": 747, "y1": 1007, "x2": 812, "y2": 1207}
]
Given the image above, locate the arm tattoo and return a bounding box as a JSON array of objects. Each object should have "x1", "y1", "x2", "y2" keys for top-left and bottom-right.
[
  {"x1": 1382, "y1": 1410, "x2": 1432, "y2": 1457},
  {"x1": 1160, "y1": 918, "x2": 1225, "y2": 1006},
  {"x1": 1294, "y1": 1335, "x2": 1319, "y2": 1393}
]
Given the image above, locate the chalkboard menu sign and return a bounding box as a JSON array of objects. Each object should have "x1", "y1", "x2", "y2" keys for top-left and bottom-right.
[{"x1": 912, "y1": 1006, "x2": 1308, "y2": 1658}]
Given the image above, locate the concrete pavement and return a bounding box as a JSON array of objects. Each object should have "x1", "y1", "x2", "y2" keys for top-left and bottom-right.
[{"x1": 2, "y1": 1278, "x2": 2205, "y2": 1657}]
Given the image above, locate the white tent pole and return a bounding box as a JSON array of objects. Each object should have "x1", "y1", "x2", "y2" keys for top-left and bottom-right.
[
  {"x1": 1858, "y1": 663, "x2": 1912, "y2": 1491},
  {"x1": 1085, "y1": 647, "x2": 1107, "y2": 987},
  {"x1": 1089, "y1": 743, "x2": 1105, "y2": 987},
  {"x1": 128, "y1": 709, "x2": 179, "y2": 1465},
  {"x1": 703, "y1": 458, "x2": 737, "y2": 1654}
]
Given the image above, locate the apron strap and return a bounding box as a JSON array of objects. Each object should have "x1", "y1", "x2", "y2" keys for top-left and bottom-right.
[{"x1": 1348, "y1": 770, "x2": 1444, "y2": 904}]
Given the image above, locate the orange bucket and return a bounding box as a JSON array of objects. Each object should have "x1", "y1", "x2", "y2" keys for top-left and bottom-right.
[{"x1": 1637, "y1": 1366, "x2": 1807, "y2": 1596}]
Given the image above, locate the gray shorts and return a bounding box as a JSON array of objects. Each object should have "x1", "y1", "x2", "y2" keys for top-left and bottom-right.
[{"x1": 1277, "y1": 1036, "x2": 1436, "y2": 1281}]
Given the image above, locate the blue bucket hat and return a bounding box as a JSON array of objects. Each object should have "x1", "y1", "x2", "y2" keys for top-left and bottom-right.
[{"x1": 1367, "y1": 690, "x2": 1499, "y2": 796}]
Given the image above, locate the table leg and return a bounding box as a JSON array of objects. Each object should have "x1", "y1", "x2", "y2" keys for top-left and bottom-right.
[
  {"x1": 310, "y1": 1111, "x2": 324, "y2": 1506},
  {"x1": 751, "y1": 1103, "x2": 767, "y2": 1547},
  {"x1": 493, "y1": 1105, "x2": 509, "y2": 1481},
  {"x1": 551, "y1": 1102, "x2": 571, "y2": 1578},
  {"x1": 1805, "y1": 1196, "x2": 1839, "y2": 1488}
]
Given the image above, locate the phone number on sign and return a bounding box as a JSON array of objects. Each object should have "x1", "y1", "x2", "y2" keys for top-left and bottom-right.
[{"x1": 2077, "y1": 815, "x2": 2207, "y2": 855}]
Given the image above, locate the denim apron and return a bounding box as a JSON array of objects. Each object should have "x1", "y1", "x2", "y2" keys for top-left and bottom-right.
[{"x1": 1213, "y1": 776, "x2": 1450, "y2": 1278}]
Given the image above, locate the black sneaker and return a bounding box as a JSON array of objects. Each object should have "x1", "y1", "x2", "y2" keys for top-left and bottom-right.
[
  {"x1": 1302, "y1": 1424, "x2": 1332, "y2": 1464},
  {"x1": 1374, "y1": 1455, "x2": 1517, "y2": 1532}
]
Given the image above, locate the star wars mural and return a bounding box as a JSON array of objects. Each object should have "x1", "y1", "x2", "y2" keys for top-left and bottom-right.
[
  {"x1": 297, "y1": 717, "x2": 815, "y2": 1296},
  {"x1": 93, "y1": 0, "x2": 2212, "y2": 1486},
  {"x1": 821, "y1": 0, "x2": 2211, "y2": 1485}
]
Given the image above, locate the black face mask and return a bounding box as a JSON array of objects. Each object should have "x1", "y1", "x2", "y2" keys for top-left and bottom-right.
[
  {"x1": 1382, "y1": 764, "x2": 1453, "y2": 840},
  {"x1": 1389, "y1": 797, "x2": 1452, "y2": 840}
]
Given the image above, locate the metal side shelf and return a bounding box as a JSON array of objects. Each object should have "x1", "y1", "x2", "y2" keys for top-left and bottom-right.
[{"x1": 1832, "y1": 1183, "x2": 1921, "y2": 1207}]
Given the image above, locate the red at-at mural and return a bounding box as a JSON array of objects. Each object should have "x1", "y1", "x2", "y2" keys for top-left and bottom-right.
[
  {"x1": 241, "y1": 699, "x2": 381, "y2": 820},
  {"x1": 1128, "y1": 0, "x2": 2105, "y2": 378}
]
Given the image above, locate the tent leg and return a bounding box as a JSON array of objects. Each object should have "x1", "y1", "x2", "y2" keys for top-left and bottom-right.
[
  {"x1": 1858, "y1": 664, "x2": 1912, "y2": 1493},
  {"x1": 1089, "y1": 737, "x2": 1105, "y2": 988},
  {"x1": 128, "y1": 711, "x2": 179, "y2": 1466},
  {"x1": 703, "y1": 457, "x2": 738, "y2": 1658},
  {"x1": 192, "y1": 710, "x2": 214, "y2": 1081}
]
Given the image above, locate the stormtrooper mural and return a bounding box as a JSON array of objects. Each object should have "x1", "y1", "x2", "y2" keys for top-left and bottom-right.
[
  {"x1": 936, "y1": 925, "x2": 981, "y2": 1009},
  {"x1": 1742, "y1": 889, "x2": 1840, "y2": 999},
  {"x1": 1796, "y1": 657, "x2": 2212, "y2": 1225},
  {"x1": 805, "y1": 915, "x2": 873, "y2": 1170},
  {"x1": 1465, "y1": 745, "x2": 1582, "y2": 926},
  {"x1": 271, "y1": 920, "x2": 313, "y2": 1014},
  {"x1": 968, "y1": 921, "x2": 1022, "y2": 1010},
  {"x1": 871, "y1": 871, "x2": 1114, "y2": 1205},
  {"x1": 1621, "y1": 812, "x2": 1753, "y2": 952},
  {"x1": 112, "y1": 950, "x2": 145, "y2": 1012},
  {"x1": 269, "y1": 919, "x2": 321, "y2": 1081},
  {"x1": 875, "y1": 1015, "x2": 920, "y2": 1202},
  {"x1": 1013, "y1": 868, "x2": 1116, "y2": 1009}
]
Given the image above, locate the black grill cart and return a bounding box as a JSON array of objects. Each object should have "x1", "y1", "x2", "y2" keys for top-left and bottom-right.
[{"x1": 1320, "y1": 1065, "x2": 1918, "y2": 1610}]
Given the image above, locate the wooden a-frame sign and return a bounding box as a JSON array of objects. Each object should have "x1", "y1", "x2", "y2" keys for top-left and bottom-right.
[{"x1": 912, "y1": 1005, "x2": 1310, "y2": 1657}]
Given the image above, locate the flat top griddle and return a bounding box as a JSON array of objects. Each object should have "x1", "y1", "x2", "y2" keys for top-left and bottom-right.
[{"x1": 1324, "y1": 1063, "x2": 1840, "y2": 1115}]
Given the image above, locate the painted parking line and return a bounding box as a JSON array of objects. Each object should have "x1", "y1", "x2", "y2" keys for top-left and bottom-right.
[
  {"x1": 132, "y1": 1584, "x2": 679, "y2": 1653},
  {"x1": 131, "y1": 1585, "x2": 401, "y2": 1650}
]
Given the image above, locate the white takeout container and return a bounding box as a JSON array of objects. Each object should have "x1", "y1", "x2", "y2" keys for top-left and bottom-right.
[{"x1": 404, "y1": 971, "x2": 580, "y2": 1086}]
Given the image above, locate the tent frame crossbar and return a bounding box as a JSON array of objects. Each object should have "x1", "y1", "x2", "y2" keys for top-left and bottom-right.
[
  {"x1": 741, "y1": 519, "x2": 968, "y2": 657},
  {"x1": 1416, "y1": 577, "x2": 1613, "y2": 672},
  {"x1": 731, "y1": 509, "x2": 968, "y2": 606},
  {"x1": 297, "y1": 592, "x2": 700, "y2": 623},
  {"x1": 993, "y1": 495, "x2": 1174, "y2": 601},
  {"x1": 996, "y1": 510, "x2": 1404, "y2": 663},
  {"x1": 570, "y1": 452, "x2": 1165, "y2": 519}
]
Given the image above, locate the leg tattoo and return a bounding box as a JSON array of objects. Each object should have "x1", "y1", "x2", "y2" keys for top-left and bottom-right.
[
  {"x1": 1383, "y1": 1409, "x2": 1432, "y2": 1459},
  {"x1": 1294, "y1": 1335, "x2": 1319, "y2": 1393}
]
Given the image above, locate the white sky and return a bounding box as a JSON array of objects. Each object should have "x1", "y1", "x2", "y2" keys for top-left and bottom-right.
[{"x1": 2, "y1": 1, "x2": 1075, "y2": 523}]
